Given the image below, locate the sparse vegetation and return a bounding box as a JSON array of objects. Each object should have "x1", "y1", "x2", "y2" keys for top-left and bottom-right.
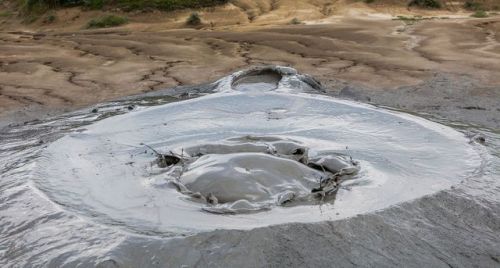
[
  {"x1": 471, "y1": 10, "x2": 488, "y2": 18},
  {"x1": 0, "y1": 11, "x2": 13, "y2": 17},
  {"x1": 22, "y1": 0, "x2": 83, "y2": 13},
  {"x1": 393, "y1": 15, "x2": 452, "y2": 24},
  {"x1": 43, "y1": 13, "x2": 56, "y2": 23},
  {"x1": 464, "y1": 0, "x2": 482, "y2": 11},
  {"x1": 117, "y1": 0, "x2": 228, "y2": 12},
  {"x1": 87, "y1": 15, "x2": 128, "y2": 28},
  {"x1": 22, "y1": 0, "x2": 48, "y2": 14},
  {"x1": 408, "y1": 0, "x2": 441, "y2": 9},
  {"x1": 83, "y1": 0, "x2": 104, "y2": 9},
  {"x1": 9, "y1": 0, "x2": 499, "y2": 24},
  {"x1": 290, "y1": 17, "x2": 301, "y2": 25},
  {"x1": 393, "y1": 15, "x2": 425, "y2": 25},
  {"x1": 19, "y1": 0, "x2": 229, "y2": 14},
  {"x1": 186, "y1": 12, "x2": 201, "y2": 26}
]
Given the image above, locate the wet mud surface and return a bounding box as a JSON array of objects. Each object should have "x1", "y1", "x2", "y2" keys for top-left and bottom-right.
[{"x1": 1, "y1": 67, "x2": 499, "y2": 267}]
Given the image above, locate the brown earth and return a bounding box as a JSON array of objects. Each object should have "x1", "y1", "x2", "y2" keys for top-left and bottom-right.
[{"x1": 0, "y1": 1, "x2": 499, "y2": 128}]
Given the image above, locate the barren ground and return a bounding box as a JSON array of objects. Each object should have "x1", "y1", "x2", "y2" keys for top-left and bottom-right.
[{"x1": 0, "y1": 1, "x2": 499, "y2": 128}]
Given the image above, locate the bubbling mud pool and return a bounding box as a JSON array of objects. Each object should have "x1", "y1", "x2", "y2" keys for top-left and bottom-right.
[
  {"x1": 1, "y1": 66, "x2": 498, "y2": 266},
  {"x1": 29, "y1": 66, "x2": 482, "y2": 235}
]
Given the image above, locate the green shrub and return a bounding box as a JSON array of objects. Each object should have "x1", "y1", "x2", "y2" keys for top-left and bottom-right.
[
  {"x1": 83, "y1": 0, "x2": 104, "y2": 9},
  {"x1": 408, "y1": 0, "x2": 441, "y2": 9},
  {"x1": 23, "y1": 0, "x2": 48, "y2": 13},
  {"x1": 364, "y1": 0, "x2": 375, "y2": 3},
  {"x1": 24, "y1": 0, "x2": 55, "y2": 9},
  {"x1": 22, "y1": 0, "x2": 84, "y2": 13},
  {"x1": 43, "y1": 13, "x2": 56, "y2": 23},
  {"x1": 186, "y1": 12, "x2": 201, "y2": 25},
  {"x1": 28, "y1": 0, "x2": 84, "y2": 8},
  {"x1": 464, "y1": 1, "x2": 482, "y2": 11},
  {"x1": 471, "y1": 10, "x2": 488, "y2": 18},
  {"x1": 87, "y1": 15, "x2": 128, "y2": 28},
  {"x1": 290, "y1": 17, "x2": 301, "y2": 25},
  {"x1": 117, "y1": 0, "x2": 228, "y2": 12}
]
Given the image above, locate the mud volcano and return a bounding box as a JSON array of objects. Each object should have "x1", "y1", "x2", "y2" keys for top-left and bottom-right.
[
  {"x1": 29, "y1": 66, "x2": 482, "y2": 236},
  {"x1": 159, "y1": 135, "x2": 359, "y2": 214},
  {"x1": 3, "y1": 66, "x2": 500, "y2": 267}
]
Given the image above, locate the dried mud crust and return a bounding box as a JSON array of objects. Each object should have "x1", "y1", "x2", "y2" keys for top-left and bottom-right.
[{"x1": 1, "y1": 17, "x2": 500, "y2": 129}]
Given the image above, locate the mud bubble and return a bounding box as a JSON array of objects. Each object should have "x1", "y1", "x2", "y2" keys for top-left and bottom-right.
[{"x1": 155, "y1": 136, "x2": 359, "y2": 214}]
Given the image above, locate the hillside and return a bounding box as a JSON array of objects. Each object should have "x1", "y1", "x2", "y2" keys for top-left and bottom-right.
[{"x1": 0, "y1": 0, "x2": 499, "y2": 31}]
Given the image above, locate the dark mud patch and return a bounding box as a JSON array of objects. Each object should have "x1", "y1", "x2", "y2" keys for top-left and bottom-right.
[{"x1": 329, "y1": 73, "x2": 500, "y2": 130}]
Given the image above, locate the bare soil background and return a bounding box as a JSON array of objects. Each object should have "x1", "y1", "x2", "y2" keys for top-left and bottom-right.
[
  {"x1": 1, "y1": 3, "x2": 500, "y2": 267},
  {"x1": 0, "y1": 0, "x2": 499, "y2": 128}
]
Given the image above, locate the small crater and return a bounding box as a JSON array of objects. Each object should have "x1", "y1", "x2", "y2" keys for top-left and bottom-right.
[{"x1": 232, "y1": 68, "x2": 282, "y2": 92}]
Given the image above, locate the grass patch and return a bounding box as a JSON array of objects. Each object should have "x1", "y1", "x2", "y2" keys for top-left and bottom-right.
[
  {"x1": 393, "y1": 15, "x2": 425, "y2": 25},
  {"x1": 43, "y1": 13, "x2": 56, "y2": 23},
  {"x1": 289, "y1": 17, "x2": 301, "y2": 25},
  {"x1": 0, "y1": 11, "x2": 13, "y2": 17},
  {"x1": 87, "y1": 15, "x2": 128, "y2": 28},
  {"x1": 186, "y1": 12, "x2": 201, "y2": 25},
  {"x1": 471, "y1": 10, "x2": 488, "y2": 18},
  {"x1": 408, "y1": 0, "x2": 441, "y2": 9}
]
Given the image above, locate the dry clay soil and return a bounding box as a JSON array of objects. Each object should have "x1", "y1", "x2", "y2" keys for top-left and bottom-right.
[{"x1": 0, "y1": 2, "x2": 500, "y2": 129}]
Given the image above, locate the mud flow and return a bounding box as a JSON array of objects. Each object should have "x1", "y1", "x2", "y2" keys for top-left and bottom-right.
[
  {"x1": 2, "y1": 66, "x2": 499, "y2": 266},
  {"x1": 15, "y1": 66, "x2": 480, "y2": 235}
]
